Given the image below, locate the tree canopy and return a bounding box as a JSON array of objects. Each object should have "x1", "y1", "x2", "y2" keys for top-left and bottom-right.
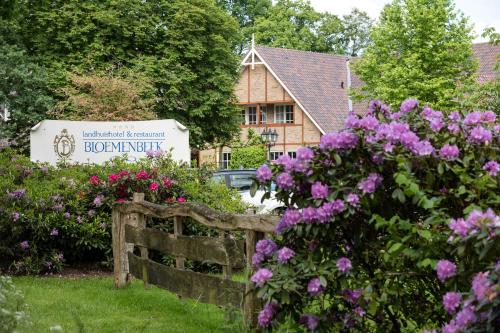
[
  {"x1": 2, "y1": 0, "x2": 243, "y2": 148},
  {"x1": 353, "y1": 0, "x2": 476, "y2": 109}
]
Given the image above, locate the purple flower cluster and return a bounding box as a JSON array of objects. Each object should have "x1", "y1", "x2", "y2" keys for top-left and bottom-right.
[
  {"x1": 311, "y1": 182, "x2": 329, "y2": 200},
  {"x1": 400, "y1": 98, "x2": 419, "y2": 114},
  {"x1": 436, "y1": 260, "x2": 457, "y2": 282},
  {"x1": 346, "y1": 193, "x2": 360, "y2": 207},
  {"x1": 464, "y1": 111, "x2": 496, "y2": 126},
  {"x1": 256, "y1": 164, "x2": 273, "y2": 183},
  {"x1": 275, "y1": 200, "x2": 347, "y2": 233},
  {"x1": 8, "y1": 189, "x2": 26, "y2": 200},
  {"x1": 357, "y1": 173, "x2": 383, "y2": 194},
  {"x1": 256, "y1": 239, "x2": 277, "y2": 257},
  {"x1": 12, "y1": 212, "x2": 20, "y2": 221},
  {"x1": 50, "y1": 228, "x2": 59, "y2": 236},
  {"x1": 307, "y1": 277, "x2": 324, "y2": 296},
  {"x1": 370, "y1": 121, "x2": 435, "y2": 156},
  {"x1": 258, "y1": 301, "x2": 278, "y2": 327},
  {"x1": 449, "y1": 209, "x2": 498, "y2": 239},
  {"x1": 346, "y1": 114, "x2": 380, "y2": 131},
  {"x1": 296, "y1": 147, "x2": 314, "y2": 162},
  {"x1": 439, "y1": 144, "x2": 460, "y2": 161},
  {"x1": 277, "y1": 247, "x2": 295, "y2": 263},
  {"x1": 299, "y1": 314, "x2": 320, "y2": 331},
  {"x1": 443, "y1": 292, "x2": 461, "y2": 314},
  {"x1": 20, "y1": 240, "x2": 29, "y2": 249},
  {"x1": 482, "y1": 160, "x2": 499, "y2": 176},
  {"x1": 276, "y1": 172, "x2": 294, "y2": 190},
  {"x1": 251, "y1": 268, "x2": 273, "y2": 287},
  {"x1": 93, "y1": 194, "x2": 104, "y2": 207},
  {"x1": 319, "y1": 131, "x2": 359, "y2": 151},
  {"x1": 336, "y1": 257, "x2": 352, "y2": 274},
  {"x1": 342, "y1": 288, "x2": 363, "y2": 304},
  {"x1": 422, "y1": 106, "x2": 444, "y2": 132},
  {"x1": 468, "y1": 126, "x2": 492, "y2": 144},
  {"x1": 471, "y1": 272, "x2": 494, "y2": 301}
]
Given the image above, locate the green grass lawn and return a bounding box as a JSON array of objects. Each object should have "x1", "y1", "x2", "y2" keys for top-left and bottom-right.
[{"x1": 13, "y1": 276, "x2": 243, "y2": 333}]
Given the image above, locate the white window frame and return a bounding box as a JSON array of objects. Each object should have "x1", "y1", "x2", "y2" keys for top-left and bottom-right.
[
  {"x1": 247, "y1": 106, "x2": 257, "y2": 125},
  {"x1": 260, "y1": 105, "x2": 267, "y2": 125},
  {"x1": 287, "y1": 151, "x2": 297, "y2": 158},
  {"x1": 274, "y1": 104, "x2": 294, "y2": 124},
  {"x1": 221, "y1": 152, "x2": 231, "y2": 169}
]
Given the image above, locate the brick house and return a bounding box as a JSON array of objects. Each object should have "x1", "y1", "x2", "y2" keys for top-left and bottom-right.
[{"x1": 199, "y1": 42, "x2": 499, "y2": 168}]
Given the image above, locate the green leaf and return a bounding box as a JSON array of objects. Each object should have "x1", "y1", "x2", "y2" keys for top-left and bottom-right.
[
  {"x1": 388, "y1": 242, "x2": 404, "y2": 254},
  {"x1": 392, "y1": 188, "x2": 406, "y2": 203},
  {"x1": 319, "y1": 276, "x2": 327, "y2": 287},
  {"x1": 417, "y1": 230, "x2": 432, "y2": 240}
]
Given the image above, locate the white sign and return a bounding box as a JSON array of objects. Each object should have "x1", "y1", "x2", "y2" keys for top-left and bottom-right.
[{"x1": 30, "y1": 120, "x2": 190, "y2": 165}]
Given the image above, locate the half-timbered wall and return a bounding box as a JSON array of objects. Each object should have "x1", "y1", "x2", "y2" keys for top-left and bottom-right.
[{"x1": 199, "y1": 62, "x2": 323, "y2": 166}]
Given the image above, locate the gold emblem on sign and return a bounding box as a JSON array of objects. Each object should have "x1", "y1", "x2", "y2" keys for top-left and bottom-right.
[{"x1": 53, "y1": 129, "x2": 75, "y2": 159}]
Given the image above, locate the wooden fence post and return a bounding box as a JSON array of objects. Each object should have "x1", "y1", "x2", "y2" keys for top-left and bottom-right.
[
  {"x1": 112, "y1": 208, "x2": 127, "y2": 288},
  {"x1": 243, "y1": 230, "x2": 258, "y2": 329},
  {"x1": 133, "y1": 193, "x2": 150, "y2": 290},
  {"x1": 220, "y1": 231, "x2": 232, "y2": 279},
  {"x1": 174, "y1": 216, "x2": 185, "y2": 269}
]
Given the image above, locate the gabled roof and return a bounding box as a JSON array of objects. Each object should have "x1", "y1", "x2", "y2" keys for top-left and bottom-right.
[
  {"x1": 472, "y1": 43, "x2": 500, "y2": 83},
  {"x1": 254, "y1": 45, "x2": 351, "y2": 133},
  {"x1": 244, "y1": 43, "x2": 498, "y2": 134}
]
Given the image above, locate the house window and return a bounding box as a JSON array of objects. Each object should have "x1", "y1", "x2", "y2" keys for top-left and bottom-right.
[
  {"x1": 248, "y1": 107, "x2": 257, "y2": 125},
  {"x1": 270, "y1": 151, "x2": 284, "y2": 161},
  {"x1": 221, "y1": 152, "x2": 231, "y2": 169},
  {"x1": 240, "y1": 109, "x2": 246, "y2": 125},
  {"x1": 275, "y1": 104, "x2": 294, "y2": 124},
  {"x1": 260, "y1": 106, "x2": 267, "y2": 124},
  {"x1": 287, "y1": 151, "x2": 297, "y2": 158}
]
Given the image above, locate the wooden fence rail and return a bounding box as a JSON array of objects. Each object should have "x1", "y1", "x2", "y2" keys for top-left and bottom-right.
[{"x1": 112, "y1": 193, "x2": 280, "y2": 328}]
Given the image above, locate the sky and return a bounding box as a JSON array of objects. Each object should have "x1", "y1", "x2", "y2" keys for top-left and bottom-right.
[{"x1": 309, "y1": 0, "x2": 500, "y2": 42}]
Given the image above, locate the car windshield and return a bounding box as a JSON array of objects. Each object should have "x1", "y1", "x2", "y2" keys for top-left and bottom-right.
[{"x1": 229, "y1": 173, "x2": 254, "y2": 191}]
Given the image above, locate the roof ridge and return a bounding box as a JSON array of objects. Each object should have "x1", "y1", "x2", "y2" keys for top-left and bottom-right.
[{"x1": 255, "y1": 45, "x2": 349, "y2": 59}]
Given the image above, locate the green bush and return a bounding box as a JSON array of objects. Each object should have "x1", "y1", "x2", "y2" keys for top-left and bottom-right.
[
  {"x1": 229, "y1": 145, "x2": 267, "y2": 169},
  {"x1": 0, "y1": 149, "x2": 245, "y2": 274}
]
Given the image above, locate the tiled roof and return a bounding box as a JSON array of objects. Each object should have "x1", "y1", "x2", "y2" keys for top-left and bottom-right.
[
  {"x1": 253, "y1": 43, "x2": 498, "y2": 133},
  {"x1": 255, "y1": 45, "x2": 351, "y2": 133},
  {"x1": 472, "y1": 43, "x2": 500, "y2": 83}
]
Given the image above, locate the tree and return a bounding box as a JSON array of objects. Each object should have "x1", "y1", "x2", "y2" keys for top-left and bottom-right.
[
  {"x1": 11, "y1": 0, "x2": 242, "y2": 148},
  {"x1": 250, "y1": 1, "x2": 373, "y2": 55},
  {"x1": 252, "y1": 0, "x2": 323, "y2": 51},
  {"x1": 216, "y1": 0, "x2": 272, "y2": 54},
  {"x1": 51, "y1": 72, "x2": 157, "y2": 121},
  {"x1": 0, "y1": 45, "x2": 54, "y2": 151},
  {"x1": 353, "y1": 0, "x2": 476, "y2": 110},
  {"x1": 318, "y1": 9, "x2": 373, "y2": 56}
]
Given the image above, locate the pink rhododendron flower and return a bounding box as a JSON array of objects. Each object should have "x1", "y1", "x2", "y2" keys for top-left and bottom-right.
[
  {"x1": 149, "y1": 182, "x2": 159, "y2": 191},
  {"x1": 176, "y1": 197, "x2": 186, "y2": 203},
  {"x1": 89, "y1": 175, "x2": 99, "y2": 185},
  {"x1": 136, "y1": 170, "x2": 149, "y2": 180}
]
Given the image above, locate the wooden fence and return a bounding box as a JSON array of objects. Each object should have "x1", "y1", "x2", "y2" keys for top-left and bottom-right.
[{"x1": 112, "y1": 193, "x2": 280, "y2": 328}]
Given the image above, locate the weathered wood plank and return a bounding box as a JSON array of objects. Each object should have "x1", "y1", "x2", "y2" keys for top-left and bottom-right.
[
  {"x1": 243, "y1": 230, "x2": 259, "y2": 327},
  {"x1": 173, "y1": 216, "x2": 185, "y2": 270},
  {"x1": 112, "y1": 209, "x2": 128, "y2": 288},
  {"x1": 124, "y1": 225, "x2": 246, "y2": 267},
  {"x1": 115, "y1": 201, "x2": 280, "y2": 233},
  {"x1": 128, "y1": 253, "x2": 245, "y2": 308}
]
